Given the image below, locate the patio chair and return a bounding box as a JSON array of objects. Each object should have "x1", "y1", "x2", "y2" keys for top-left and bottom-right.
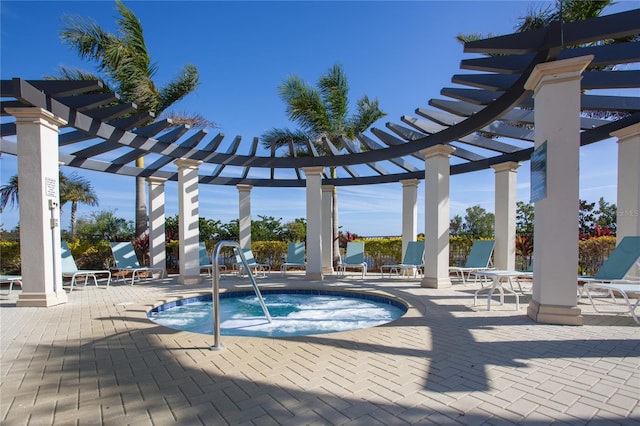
[
  {"x1": 0, "y1": 275, "x2": 21, "y2": 295},
  {"x1": 450, "y1": 240, "x2": 495, "y2": 285},
  {"x1": 110, "y1": 242, "x2": 165, "y2": 285},
  {"x1": 281, "y1": 242, "x2": 306, "y2": 276},
  {"x1": 579, "y1": 236, "x2": 640, "y2": 324},
  {"x1": 200, "y1": 242, "x2": 227, "y2": 276},
  {"x1": 337, "y1": 242, "x2": 367, "y2": 278},
  {"x1": 235, "y1": 248, "x2": 270, "y2": 278},
  {"x1": 380, "y1": 241, "x2": 424, "y2": 278},
  {"x1": 61, "y1": 241, "x2": 111, "y2": 292}
]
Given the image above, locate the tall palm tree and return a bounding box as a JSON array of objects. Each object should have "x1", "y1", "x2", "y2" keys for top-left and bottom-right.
[
  {"x1": 261, "y1": 64, "x2": 386, "y2": 266},
  {"x1": 0, "y1": 172, "x2": 99, "y2": 235},
  {"x1": 56, "y1": 0, "x2": 213, "y2": 239},
  {"x1": 61, "y1": 174, "x2": 99, "y2": 236}
]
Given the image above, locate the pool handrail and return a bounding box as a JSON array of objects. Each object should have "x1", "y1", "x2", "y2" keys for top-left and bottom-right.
[{"x1": 210, "y1": 241, "x2": 272, "y2": 351}]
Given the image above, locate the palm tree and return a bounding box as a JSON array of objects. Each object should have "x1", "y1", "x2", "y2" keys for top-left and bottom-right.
[
  {"x1": 0, "y1": 175, "x2": 19, "y2": 212},
  {"x1": 0, "y1": 172, "x2": 99, "y2": 235},
  {"x1": 261, "y1": 64, "x2": 386, "y2": 267},
  {"x1": 56, "y1": 0, "x2": 213, "y2": 239},
  {"x1": 61, "y1": 174, "x2": 99, "y2": 236}
]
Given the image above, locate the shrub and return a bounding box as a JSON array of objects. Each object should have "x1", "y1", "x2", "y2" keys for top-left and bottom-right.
[
  {"x1": 252, "y1": 241, "x2": 288, "y2": 269},
  {"x1": 0, "y1": 241, "x2": 20, "y2": 274},
  {"x1": 66, "y1": 239, "x2": 113, "y2": 269},
  {"x1": 358, "y1": 238, "x2": 401, "y2": 271},
  {"x1": 579, "y1": 236, "x2": 616, "y2": 275},
  {"x1": 449, "y1": 236, "x2": 474, "y2": 266}
]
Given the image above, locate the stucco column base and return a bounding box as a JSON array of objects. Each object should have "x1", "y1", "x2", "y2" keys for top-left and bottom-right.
[
  {"x1": 178, "y1": 275, "x2": 204, "y2": 285},
  {"x1": 421, "y1": 277, "x2": 452, "y2": 289},
  {"x1": 16, "y1": 292, "x2": 68, "y2": 307},
  {"x1": 322, "y1": 266, "x2": 334, "y2": 274},
  {"x1": 527, "y1": 300, "x2": 583, "y2": 326},
  {"x1": 306, "y1": 272, "x2": 323, "y2": 281}
]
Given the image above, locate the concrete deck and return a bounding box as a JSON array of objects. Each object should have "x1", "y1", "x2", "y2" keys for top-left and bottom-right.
[{"x1": 1, "y1": 272, "x2": 638, "y2": 425}]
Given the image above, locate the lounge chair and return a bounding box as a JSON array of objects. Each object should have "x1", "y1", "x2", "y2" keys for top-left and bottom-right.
[
  {"x1": 450, "y1": 240, "x2": 495, "y2": 285},
  {"x1": 235, "y1": 248, "x2": 270, "y2": 278},
  {"x1": 200, "y1": 242, "x2": 227, "y2": 276},
  {"x1": 110, "y1": 242, "x2": 165, "y2": 285},
  {"x1": 61, "y1": 241, "x2": 111, "y2": 291},
  {"x1": 580, "y1": 236, "x2": 640, "y2": 324},
  {"x1": 0, "y1": 275, "x2": 21, "y2": 295},
  {"x1": 380, "y1": 241, "x2": 424, "y2": 278},
  {"x1": 337, "y1": 242, "x2": 367, "y2": 278},
  {"x1": 281, "y1": 242, "x2": 306, "y2": 276}
]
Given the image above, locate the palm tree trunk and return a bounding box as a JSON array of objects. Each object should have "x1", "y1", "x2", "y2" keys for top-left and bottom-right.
[
  {"x1": 331, "y1": 167, "x2": 340, "y2": 267},
  {"x1": 70, "y1": 201, "x2": 78, "y2": 236},
  {"x1": 135, "y1": 157, "x2": 147, "y2": 239}
]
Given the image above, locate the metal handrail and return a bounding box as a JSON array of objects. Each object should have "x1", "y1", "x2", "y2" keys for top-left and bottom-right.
[{"x1": 210, "y1": 241, "x2": 272, "y2": 351}]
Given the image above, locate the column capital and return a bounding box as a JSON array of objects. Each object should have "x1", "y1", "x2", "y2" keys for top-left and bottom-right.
[
  {"x1": 400, "y1": 178, "x2": 419, "y2": 188},
  {"x1": 236, "y1": 184, "x2": 253, "y2": 192},
  {"x1": 611, "y1": 122, "x2": 640, "y2": 141},
  {"x1": 420, "y1": 144, "x2": 456, "y2": 158},
  {"x1": 321, "y1": 184, "x2": 334, "y2": 192},
  {"x1": 5, "y1": 107, "x2": 67, "y2": 130},
  {"x1": 303, "y1": 166, "x2": 325, "y2": 176},
  {"x1": 146, "y1": 176, "x2": 167, "y2": 185},
  {"x1": 491, "y1": 161, "x2": 521, "y2": 173},
  {"x1": 524, "y1": 55, "x2": 593, "y2": 95},
  {"x1": 174, "y1": 158, "x2": 203, "y2": 170}
]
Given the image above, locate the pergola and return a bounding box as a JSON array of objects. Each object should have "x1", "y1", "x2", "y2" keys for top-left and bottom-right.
[{"x1": 2, "y1": 9, "x2": 639, "y2": 325}]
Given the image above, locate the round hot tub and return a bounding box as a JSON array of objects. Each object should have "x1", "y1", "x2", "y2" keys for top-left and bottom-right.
[{"x1": 148, "y1": 289, "x2": 407, "y2": 337}]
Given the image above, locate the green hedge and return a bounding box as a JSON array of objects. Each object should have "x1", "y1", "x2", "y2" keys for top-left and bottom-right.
[{"x1": 0, "y1": 241, "x2": 20, "y2": 274}]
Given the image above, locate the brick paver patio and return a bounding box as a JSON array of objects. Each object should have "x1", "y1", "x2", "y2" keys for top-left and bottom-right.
[{"x1": 1, "y1": 272, "x2": 638, "y2": 425}]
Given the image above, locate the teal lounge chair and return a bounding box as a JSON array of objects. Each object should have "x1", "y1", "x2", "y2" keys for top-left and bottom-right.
[
  {"x1": 235, "y1": 248, "x2": 270, "y2": 278},
  {"x1": 200, "y1": 242, "x2": 227, "y2": 276},
  {"x1": 61, "y1": 241, "x2": 111, "y2": 291},
  {"x1": 281, "y1": 242, "x2": 306, "y2": 276},
  {"x1": 110, "y1": 242, "x2": 165, "y2": 285},
  {"x1": 380, "y1": 241, "x2": 424, "y2": 278},
  {"x1": 580, "y1": 236, "x2": 640, "y2": 324},
  {"x1": 450, "y1": 240, "x2": 495, "y2": 284},
  {"x1": 337, "y1": 242, "x2": 367, "y2": 278}
]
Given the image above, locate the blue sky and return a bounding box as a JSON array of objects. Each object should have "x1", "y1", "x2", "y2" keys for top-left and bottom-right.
[{"x1": 1, "y1": 0, "x2": 637, "y2": 236}]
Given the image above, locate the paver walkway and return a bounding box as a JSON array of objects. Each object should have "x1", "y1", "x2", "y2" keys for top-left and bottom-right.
[{"x1": 1, "y1": 273, "x2": 638, "y2": 425}]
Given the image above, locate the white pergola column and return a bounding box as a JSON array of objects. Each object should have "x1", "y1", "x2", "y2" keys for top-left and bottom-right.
[
  {"x1": 400, "y1": 179, "x2": 419, "y2": 258},
  {"x1": 321, "y1": 185, "x2": 334, "y2": 274},
  {"x1": 491, "y1": 162, "x2": 520, "y2": 270},
  {"x1": 612, "y1": 123, "x2": 640, "y2": 277},
  {"x1": 147, "y1": 177, "x2": 167, "y2": 273},
  {"x1": 175, "y1": 158, "x2": 203, "y2": 285},
  {"x1": 524, "y1": 55, "x2": 593, "y2": 326},
  {"x1": 304, "y1": 167, "x2": 324, "y2": 280},
  {"x1": 421, "y1": 145, "x2": 456, "y2": 289},
  {"x1": 612, "y1": 123, "x2": 640, "y2": 241},
  {"x1": 7, "y1": 107, "x2": 68, "y2": 307},
  {"x1": 237, "y1": 184, "x2": 253, "y2": 251}
]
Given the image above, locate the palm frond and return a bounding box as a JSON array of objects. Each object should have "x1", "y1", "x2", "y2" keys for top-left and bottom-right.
[
  {"x1": 346, "y1": 95, "x2": 386, "y2": 138},
  {"x1": 279, "y1": 77, "x2": 328, "y2": 134},
  {"x1": 161, "y1": 110, "x2": 217, "y2": 129},
  {"x1": 157, "y1": 64, "x2": 200, "y2": 114},
  {"x1": 0, "y1": 175, "x2": 19, "y2": 211},
  {"x1": 59, "y1": 14, "x2": 109, "y2": 62},
  {"x1": 319, "y1": 64, "x2": 349, "y2": 132},
  {"x1": 260, "y1": 128, "x2": 312, "y2": 152}
]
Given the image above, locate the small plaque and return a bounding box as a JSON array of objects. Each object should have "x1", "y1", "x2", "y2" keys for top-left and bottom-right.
[{"x1": 45, "y1": 177, "x2": 58, "y2": 197}]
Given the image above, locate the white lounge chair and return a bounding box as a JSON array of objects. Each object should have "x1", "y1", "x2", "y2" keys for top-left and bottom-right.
[
  {"x1": 0, "y1": 275, "x2": 21, "y2": 295},
  {"x1": 61, "y1": 241, "x2": 111, "y2": 291},
  {"x1": 580, "y1": 236, "x2": 640, "y2": 324},
  {"x1": 281, "y1": 242, "x2": 306, "y2": 276},
  {"x1": 450, "y1": 240, "x2": 495, "y2": 285},
  {"x1": 337, "y1": 242, "x2": 367, "y2": 278},
  {"x1": 380, "y1": 241, "x2": 424, "y2": 278},
  {"x1": 110, "y1": 242, "x2": 165, "y2": 285}
]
